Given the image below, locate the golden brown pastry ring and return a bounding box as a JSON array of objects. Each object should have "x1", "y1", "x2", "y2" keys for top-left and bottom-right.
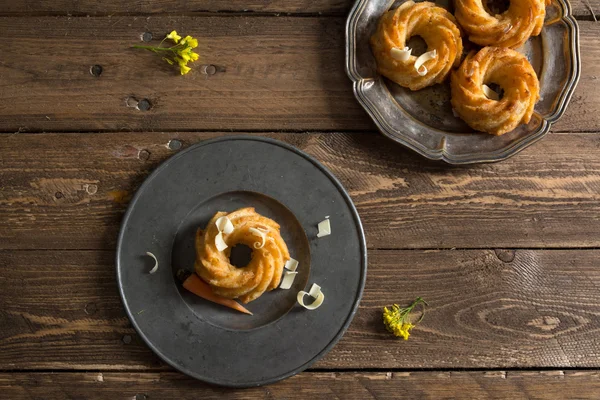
[
  {"x1": 370, "y1": 1, "x2": 463, "y2": 91},
  {"x1": 195, "y1": 207, "x2": 290, "y2": 304},
  {"x1": 450, "y1": 46, "x2": 540, "y2": 136},
  {"x1": 454, "y1": 0, "x2": 550, "y2": 49}
]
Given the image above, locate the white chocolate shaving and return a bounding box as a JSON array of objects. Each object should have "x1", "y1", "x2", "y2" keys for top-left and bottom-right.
[
  {"x1": 297, "y1": 283, "x2": 325, "y2": 310},
  {"x1": 317, "y1": 218, "x2": 331, "y2": 238},
  {"x1": 146, "y1": 252, "x2": 159, "y2": 274},
  {"x1": 279, "y1": 271, "x2": 298, "y2": 290},
  {"x1": 483, "y1": 84, "x2": 500, "y2": 100},
  {"x1": 390, "y1": 46, "x2": 412, "y2": 62},
  {"x1": 308, "y1": 283, "x2": 321, "y2": 298},
  {"x1": 249, "y1": 227, "x2": 268, "y2": 249},
  {"x1": 414, "y1": 49, "x2": 437, "y2": 76},
  {"x1": 215, "y1": 232, "x2": 228, "y2": 251},
  {"x1": 284, "y1": 258, "x2": 299, "y2": 272},
  {"x1": 215, "y1": 216, "x2": 234, "y2": 234}
]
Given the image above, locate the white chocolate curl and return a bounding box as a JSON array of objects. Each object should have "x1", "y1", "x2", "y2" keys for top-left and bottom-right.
[
  {"x1": 483, "y1": 84, "x2": 500, "y2": 100},
  {"x1": 297, "y1": 283, "x2": 325, "y2": 310},
  {"x1": 214, "y1": 216, "x2": 234, "y2": 251},
  {"x1": 317, "y1": 218, "x2": 331, "y2": 238},
  {"x1": 215, "y1": 232, "x2": 228, "y2": 251},
  {"x1": 390, "y1": 46, "x2": 412, "y2": 62},
  {"x1": 280, "y1": 271, "x2": 298, "y2": 289},
  {"x1": 414, "y1": 49, "x2": 437, "y2": 76},
  {"x1": 284, "y1": 258, "x2": 299, "y2": 272},
  {"x1": 249, "y1": 227, "x2": 268, "y2": 249},
  {"x1": 215, "y1": 216, "x2": 234, "y2": 234},
  {"x1": 146, "y1": 252, "x2": 159, "y2": 274}
]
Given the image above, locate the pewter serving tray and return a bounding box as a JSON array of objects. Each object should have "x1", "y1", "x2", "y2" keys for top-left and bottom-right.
[{"x1": 346, "y1": 0, "x2": 580, "y2": 163}]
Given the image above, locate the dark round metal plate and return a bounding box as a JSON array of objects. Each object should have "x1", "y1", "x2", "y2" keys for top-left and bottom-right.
[{"x1": 116, "y1": 136, "x2": 367, "y2": 387}]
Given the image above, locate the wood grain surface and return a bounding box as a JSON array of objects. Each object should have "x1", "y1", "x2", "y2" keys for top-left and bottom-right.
[
  {"x1": 1, "y1": 0, "x2": 599, "y2": 395},
  {"x1": 0, "y1": 17, "x2": 597, "y2": 133},
  {"x1": 0, "y1": 0, "x2": 597, "y2": 17},
  {"x1": 2, "y1": 371, "x2": 600, "y2": 400},
  {"x1": 4, "y1": 132, "x2": 600, "y2": 250},
  {"x1": 1, "y1": 249, "x2": 599, "y2": 370}
]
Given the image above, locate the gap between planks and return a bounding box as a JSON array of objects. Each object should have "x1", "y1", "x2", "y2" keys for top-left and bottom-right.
[
  {"x1": 1, "y1": 367, "x2": 599, "y2": 373},
  {"x1": 1, "y1": 370, "x2": 599, "y2": 400},
  {"x1": 2, "y1": 129, "x2": 600, "y2": 136}
]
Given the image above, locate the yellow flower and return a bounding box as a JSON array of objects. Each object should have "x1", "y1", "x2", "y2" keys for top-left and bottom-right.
[
  {"x1": 179, "y1": 64, "x2": 191, "y2": 75},
  {"x1": 166, "y1": 30, "x2": 182, "y2": 43},
  {"x1": 134, "y1": 30, "x2": 199, "y2": 75},
  {"x1": 393, "y1": 323, "x2": 414, "y2": 340},
  {"x1": 179, "y1": 35, "x2": 199, "y2": 49},
  {"x1": 382, "y1": 298, "x2": 427, "y2": 340},
  {"x1": 179, "y1": 52, "x2": 191, "y2": 62},
  {"x1": 175, "y1": 57, "x2": 191, "y2": 75},
  {"x1": 177, "y1": 47, "x2": 200, "y2": 64}
]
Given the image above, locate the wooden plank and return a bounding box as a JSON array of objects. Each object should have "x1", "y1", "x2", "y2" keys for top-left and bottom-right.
[
  {"x1": 0, "y1": 250, "x2": 160, "y2": 370},
  {"x1": 2, "y1": 371, "x2": 600, "y2": 400},
  {"x1": 0, "y1": 17, "x2": 597, "y2": 133},
  {"x1": 0, "y1": 16, "x2": 365, "y2": 132},
  {"x1": 0, "y1": 0, "x2": 349, "y2": 15},
  {"x1": 0, "y1": 0, "x2": 596, "y2": 17},
  {"x1": 4, "y1": 132, "x2": 600, "y2": 250},
  {"x1": 1, "y1": 249, "x2": 600, "y2": 370}
]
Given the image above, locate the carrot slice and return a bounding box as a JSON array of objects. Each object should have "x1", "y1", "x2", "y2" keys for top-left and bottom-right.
[{"x1": 182, "y1": 273, "x2": 253, "y2": 315}]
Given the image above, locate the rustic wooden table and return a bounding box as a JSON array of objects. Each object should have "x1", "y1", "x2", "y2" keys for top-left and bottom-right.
[{"x1": 1, "y1": 0, "x2": 600, "y2": 398}]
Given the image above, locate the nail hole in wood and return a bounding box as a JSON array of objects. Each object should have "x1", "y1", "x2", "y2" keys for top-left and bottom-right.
[
  {"x1": 55, "y1": 192, "x2": 63, "y2": 199},
  {"x1": 84, "y1": 184, "x2": 98, "y2": 195},
  {"x1": 126, "y1": 97, "x2": 139, "y2": 108},
  {"x1": 122, "y1": 335, "x2": 132, "y2": 344},
  {"x1": 168, "y1": 139, "x2": 182, "y2": 150},
  {"x1": 494, "y1": 249, "x2": 516, "y2": 263},
  {"x1": 137, "y1": 99, "x2": 152, "y2": 111},
  {"x1": 202, "y1": 65, "x2": 217, "y2": 75},
  {"x1": 138, "y1": 150, "x2": 150, "y2": 161},
  {"x1": 141, "y1": 32, "x2": 153, "y2": 42},
  {"x1": 90, "y1": 65, "x2": 103, "y2": 77},
  {"x1": 84, "y1": 302, "x2": 97, "y2": 315}
]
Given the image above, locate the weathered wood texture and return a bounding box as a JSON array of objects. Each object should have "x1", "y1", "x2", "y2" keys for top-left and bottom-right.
[
  {"x1": 2, "y1": 371, "x2": 600, "y2": 400},
  {"x1": 1, "y1": 249, "x2": 599, "y2": 370},
  {"x1": 0, "y1": 17, "x2": 597, "y2": 133},
  {"x1": 0, "y1": 0, "x2": 596, "y2": 17},
  {"x1": 4, "y1": 132, "x2": 600, "y2": 250}
]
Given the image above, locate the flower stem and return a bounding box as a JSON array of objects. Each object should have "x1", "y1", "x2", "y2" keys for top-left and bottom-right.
[
  {"x1": 132, "y1": 45, "x2": 175, "y2": 52},
  {"x1": 410, "y1": 297, "x2": 428, "y2": 322}
]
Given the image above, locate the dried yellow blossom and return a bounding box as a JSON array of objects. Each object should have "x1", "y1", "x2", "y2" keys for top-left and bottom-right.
[
  {"x1": 383, "y1": 297, "x2": 427, "y2": 340},
  {"x1": 133, "y1": 30, "x2": 200, "y2": 75}
]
